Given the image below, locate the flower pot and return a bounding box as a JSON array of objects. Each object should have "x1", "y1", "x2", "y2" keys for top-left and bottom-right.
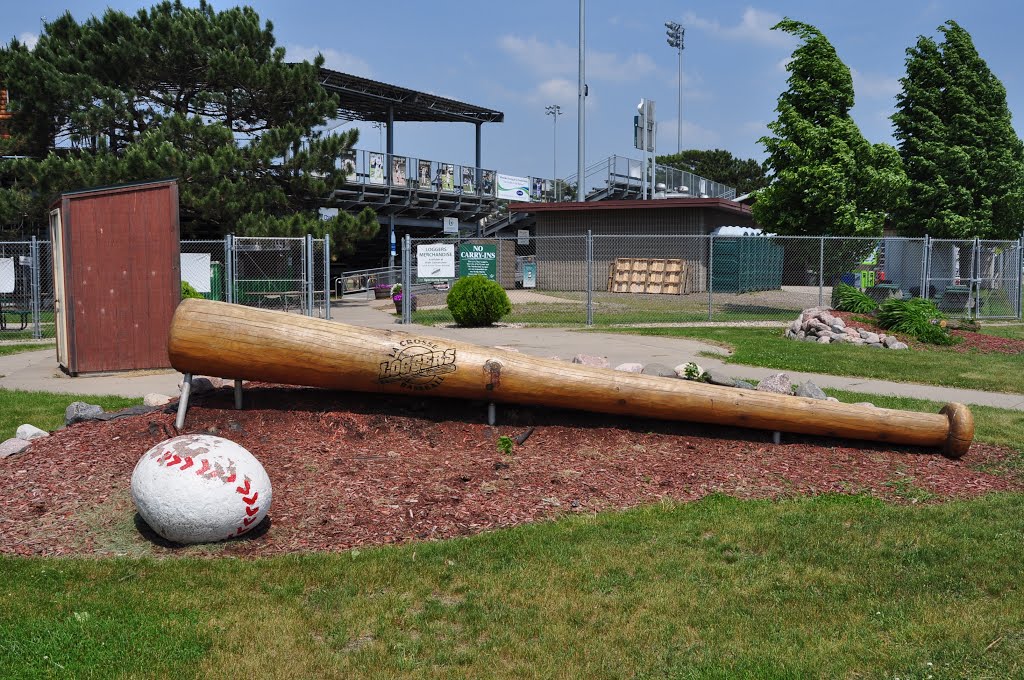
[
  {"x1": 393, "y1": 297, "x2": 417, "y2": 313},
  {"x1": 374, "y1": 288, "x2": 391, "y2": 300}
]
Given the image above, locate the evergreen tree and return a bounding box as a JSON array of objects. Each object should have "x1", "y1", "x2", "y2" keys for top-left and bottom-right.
[
  {"x1": 892, "y1": 20, "x2": 1024, "y2": 239},
  {"x1": 753, "y1": 19, "x2": 906, "y2": 238},
  {"x1": 0, "y1": 1, "x2": 377, "y2": 248},
  {"x1": 656, "y1": 149, "x2": 768, "y2": 195}
]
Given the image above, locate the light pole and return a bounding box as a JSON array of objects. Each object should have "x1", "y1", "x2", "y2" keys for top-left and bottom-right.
[
  {"x1": 545, "y1": 104, "x2": 562, "y2": 199},
  {"x1": 665, "y1": 21, "x2": 684, "y2": 154},
  {"x1": 577, "y1": 0, "x2": 586, "y2": 202},
  {"x1": 371, "y1": 121, "x2": 384, "y2": 152}
]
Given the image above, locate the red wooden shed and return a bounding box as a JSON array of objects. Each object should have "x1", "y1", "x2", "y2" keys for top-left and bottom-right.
[{"x1": 49, "y1": 179, "x2": 180, "y2": 375}]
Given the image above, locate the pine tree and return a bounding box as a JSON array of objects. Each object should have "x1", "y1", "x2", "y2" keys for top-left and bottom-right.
[
  {"x1": 892, "y1": 20, "x2": 1024, "y2": 239},
  {"x1": 0, "y1": 1, "x2": 377, "y2": 248},
  {"x1": 753, "y1": 19, "x2": 906, "y2": 238}
]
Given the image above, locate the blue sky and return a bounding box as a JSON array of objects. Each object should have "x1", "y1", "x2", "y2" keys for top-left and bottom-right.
[{"x1": 6, "y1": 1, "x2": 1024, "y2": 183}]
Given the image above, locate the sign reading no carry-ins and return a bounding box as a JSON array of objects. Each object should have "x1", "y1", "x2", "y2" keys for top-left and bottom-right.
[
  {"x1": 458, "y1": 243, "x2": 497, "y2": 280},
  {"x1": 417, "y1": 243, "x2": 455, "y2": 281}
]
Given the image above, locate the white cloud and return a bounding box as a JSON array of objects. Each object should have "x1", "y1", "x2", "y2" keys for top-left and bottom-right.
[
  {"x1": 498, "y1": 35, "x2": 655, "y2": 82},
  {"x1": 527, "y1": 78, "x2": 577, "y2": 106},
  {"x1": 19, "y1": 32, "x2": 38, "y2": 50},
  {"x1": 683, "y1": 8, "x2": 795, "y2": 49},
  {"x1": 851, "y1": 69, "x2": 901, "y2": 99},
  {"x1": 285, "y1": 44, "x2": 372, "y2": 77},
  {"x1": 656, "y1": 119, "x2": 721, "y2": 150}
]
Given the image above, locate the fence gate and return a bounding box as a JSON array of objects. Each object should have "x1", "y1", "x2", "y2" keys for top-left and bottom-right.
[{"x1": 0, "y1": 237, "x2": 53, "y2": 340}]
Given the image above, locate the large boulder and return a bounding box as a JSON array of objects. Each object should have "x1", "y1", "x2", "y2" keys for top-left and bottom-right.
[
  {"x1": 756, "y1": 373, "x2": 792, "y2": 394},
  {"x1": 0, "y1": 438, "x2": 31, "y2": 459},
  {"x1": 16, "y1": 424, "x2": 48, "y2": 441},
  {"x1": 795, "y1": 381, "x2": 828, "y2": 400},
  {"x1": 65, "y1": 402, "x2": 104, "y2": 426}
]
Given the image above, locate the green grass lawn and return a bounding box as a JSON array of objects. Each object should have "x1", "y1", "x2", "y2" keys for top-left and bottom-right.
[
  {"x1": 0, "y1": 343, "x2": 53, "y2": 357},
  {"x1": 2, "y1": 494, "x2": 1024, "y2": 677},
  {"x1": 609, "y1": 326, "x2": 1024, "y2": 394},
  {"x1": 0, "y1": 389, "x2": 141, "y2": 440},
  {"x1": 980, "y1": 323, "x2": 1024, "y2": 341}
]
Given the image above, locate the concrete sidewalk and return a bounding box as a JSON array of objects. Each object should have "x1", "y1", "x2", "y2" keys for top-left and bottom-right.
[{"x1": 2, "y1": 296, "x2": 1022, "y2": 411}]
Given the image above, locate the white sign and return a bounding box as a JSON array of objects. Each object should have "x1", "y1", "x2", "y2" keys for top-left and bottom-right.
[
  {"x1": 497, "y1": 173, "x2": 531, "y2": 201},
  {"x1": 0, "y1": 258, "x2": 14, "y2": 294},
  {"x1": 417, "y1": 243, "x2": 455, "y2": 281},
  {"x1": 180, "y1": 253, "x2": 212, "y2": 293},
  {"x1": 443, "y1": 216, "x2": 459, "y2": 234},
  {"x1": 517, "y1": 229, "x2": 530, "y2": 245}
]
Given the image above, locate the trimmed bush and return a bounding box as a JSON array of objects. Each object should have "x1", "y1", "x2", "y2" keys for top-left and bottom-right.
[
  {"x1": 181, "y1": 281, "x2": 204, "y2": 300},
  {"x1": 831, "y1": 282, "x2": 877, "y2": 314},
  {"x1": 877, "y1": 297, "x2": 959, "y2": 345},
  {"x1": 446, "y1": 276, "x2": 512, "y2": 327}
]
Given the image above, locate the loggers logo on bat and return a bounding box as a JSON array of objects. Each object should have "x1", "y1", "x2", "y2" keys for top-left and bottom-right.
[{"x1": 379, "y1": 338, "x2": 457, "y2": 390}]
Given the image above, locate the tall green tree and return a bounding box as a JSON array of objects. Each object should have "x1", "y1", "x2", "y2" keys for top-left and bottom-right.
[
  {"x1": 891, "y1": 20, "x2": 1024, "y2": 240},
  {"x1": 753, "y1": 19, "x2": 906, "y2": 238},
  {"x1": 656, "y1": 149, "x2": 768, "y2": 195},
  {"x1": 0, "y1": 1, "x2": 377, "y2": 248}
]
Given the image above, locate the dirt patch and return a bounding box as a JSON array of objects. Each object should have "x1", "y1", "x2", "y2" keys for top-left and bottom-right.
[{"x1": 1, "y1": 385, "x2": 1021, "y2": 557}]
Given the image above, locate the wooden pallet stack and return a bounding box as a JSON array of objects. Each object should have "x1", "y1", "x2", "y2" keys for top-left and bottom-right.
[{"x1": 607, "y1": 258, "x2": 693, "y2": 295}]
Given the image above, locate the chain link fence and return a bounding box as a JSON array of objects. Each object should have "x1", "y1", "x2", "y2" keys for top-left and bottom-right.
[
  {"x1": 1, "y1": 234, "x2": 331, "y2": 341},
  {"x1": 401, "y1": 234, "x2": 1023, "y2": 326}
]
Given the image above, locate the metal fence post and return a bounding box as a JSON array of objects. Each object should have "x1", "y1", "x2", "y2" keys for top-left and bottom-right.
[
  {"x1": 922, "y1": 235, "x2": 930, "y2": 300},
  {"x1": 585, "y1": 230, "x2": 593, "y2": 326},
  {"x1": 324, "y1": 234, "x2": 331, "y2": 320},
  {"x1": 402, "y1": 235, "x2": 412, "y2": 324},
  {"x1": 818, "y1": 236, "x2": 824, "y2": 307},
  {"x1": 224, "y1": 234, "x2": 234, "y2": 304},
  {"x1": 707, "y1": 233, "x2": 714, "y2": 321},
  {"x1": 29, "y1": 236, "x2": 41, "y2": 339},
  {"x1": 305, "y1": 234, "x2": 314, "y2": 317}
]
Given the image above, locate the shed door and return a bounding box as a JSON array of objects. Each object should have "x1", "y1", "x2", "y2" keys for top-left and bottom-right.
[{"x1": 49, "y1": 209, "x2": 70, "y2": 369}]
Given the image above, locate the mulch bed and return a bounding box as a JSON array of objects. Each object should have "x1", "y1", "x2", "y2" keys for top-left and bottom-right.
[
  {"x1": 2, "y1": 385, "x2": 1021, "y2": 558},
  {"x1": 829, "y1": 311, "x2": 1024, "y2": 354}
]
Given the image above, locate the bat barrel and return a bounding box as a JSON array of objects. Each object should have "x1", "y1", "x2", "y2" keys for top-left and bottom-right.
[{"x1": 168, "y1": 299, "x2": 974, "y2": 457}]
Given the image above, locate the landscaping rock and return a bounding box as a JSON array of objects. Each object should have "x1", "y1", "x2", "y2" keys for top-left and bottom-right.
[
  {"x1": 869, "y1": 342, "x2": 885, "y2": 349},
  {"x1": 826, "y1": 396, "x2": 840, "y2": 402},
  {"x1": 735, "y1": 380, "x2": 756, "y2": 390},
  {"x1": 889, "y1": 341, "x2": 909, "y2": 350},
  {"x1": 16, "y1": 424, "x2": 48, "y2": 441},
  {"x1": 816, "y1": 336, "x2": 831, "y2": 344},
  {"x1": 65, "y1": 402, "x2": 104, "y2": 426},
  {"x1": 674, "y1": 363, "x2": 705, "y2": 380},
  {"x1": 789, "y1": 308, "x2": 909, "y2": 351},
  {"x1": 93, "y1": 405, "x2": 160, "y2": 421},
  {"x1": 572, "y1": 354, "x2": 609, "y2": 368},
  {"x1": 614, "y1": 362, "x2": 644, "y2": 373},
  {"x1": 862, "y1": 332, "x2": 880, "y2": 344},
  {"x1": 641, "y1": 362, "x2": 677, "y2": 378},
  {"x1": 0, "y1": 438, "x2": 31, "y2": 459},
  {"x1": 883, "y1": 336, "x2": 900, "y2": 348},
  {"x1": 756, "y1": 373, "x2": 792, "y2": 395},
  {"x1": 144, "y1": 393, "x2": 173, "y2": 407},
  {"x1": 795, "y1": 381, "x2": 828, "y2": 400},
  {"x1": 705, "y1": 370, "x2": 737, "y2": 387}
]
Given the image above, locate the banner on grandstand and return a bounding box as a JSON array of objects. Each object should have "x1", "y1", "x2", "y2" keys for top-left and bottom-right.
[{"x1": 497, "y1": 173, "x2": 530, "y2": 201}]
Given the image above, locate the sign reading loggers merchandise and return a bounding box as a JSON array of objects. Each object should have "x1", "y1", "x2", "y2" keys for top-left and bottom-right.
[
  {"x1": 417, "y1": 243, "x2": 455, "y2": 281},
  {"x1": 459, "y1": 243, "x2": 497, "y2": 280}
]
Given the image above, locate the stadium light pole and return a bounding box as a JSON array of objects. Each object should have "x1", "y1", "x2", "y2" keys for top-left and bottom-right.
[
  {"x1": 665, "y1": 21, "x2": 684, "y2": 154},
  {"x1": 577, "y1": 0, "x2": 586, "y2": 202},
  {"x1": 545, "y1": 104, "x2": 562, "y2": 198}
]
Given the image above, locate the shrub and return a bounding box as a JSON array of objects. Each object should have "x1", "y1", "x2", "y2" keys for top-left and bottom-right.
[
  {"x1": 877, "y1": 297, "x2": 959, "y2": 345},
  {"x1": 181, "y1": 281, "x2": 204, "y2": 300},
  {"x1": 831, "y1": 282, "x2": 877, "y2": 313},
  {"x1": 446, "y1": 276, "x2": 512, "y2": 327}
]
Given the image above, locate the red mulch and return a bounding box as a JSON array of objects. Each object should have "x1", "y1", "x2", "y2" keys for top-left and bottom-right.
[
  {"x1": 1, "y1": 385, "x2": 1021, "y2": 558},
  {"x1": 829, "y1": 311, "x2": 1024, "y2": 354}
]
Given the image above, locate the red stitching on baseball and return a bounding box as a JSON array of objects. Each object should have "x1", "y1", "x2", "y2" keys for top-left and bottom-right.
[
  {"x1": 236, "y1": 479, "x2": 251, "y2": 495},
  {"x1": 156, "y1": 447, "x2": 261, "y2": 537},
  {"x1": 196, "y1": 459, "x2": 211, "y2": 476},
  {"x1": 243, "y1": 516, "x2": 258, "y2": 526},
  {"x1": 167, "y1": 454, "x2": 181, "y2": 466},
  {"x1": 179, "y1": 456, "x2": 193, "y2": 470},
  {"x1": 224, "y1": 472, "x2": 237, "y2": 483},
  {"x1": 242, "y1": 492, "x2": 258, "y2": 505},
  {"x1": 245, "y1": 506, "x2": 259, "y2": 517}
]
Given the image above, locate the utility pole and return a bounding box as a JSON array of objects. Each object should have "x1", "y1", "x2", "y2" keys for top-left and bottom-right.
[
  {"x1": 545, "y1": 104, "x2": 562, "y2": 199},
  {"x1": 665, "y1": 21, "x2": 684, "y2": 154},
  {"x1": 577, "y1": 0, "x2": 586, "y2": 202}
]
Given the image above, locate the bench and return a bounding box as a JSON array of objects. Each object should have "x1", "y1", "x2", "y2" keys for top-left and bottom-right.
[{"x1": 0, "y1": 307, "x2": 30, "y2": 331}]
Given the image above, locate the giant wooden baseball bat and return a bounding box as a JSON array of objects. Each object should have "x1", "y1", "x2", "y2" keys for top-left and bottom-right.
[{"x1": 167, "y1": 299, "x2": 974, "y2": 458}]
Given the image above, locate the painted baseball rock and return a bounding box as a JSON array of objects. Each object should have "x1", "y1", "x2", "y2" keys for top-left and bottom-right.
[{"x1": 131, "y1": 434, "x2": 272, "y2": 544}]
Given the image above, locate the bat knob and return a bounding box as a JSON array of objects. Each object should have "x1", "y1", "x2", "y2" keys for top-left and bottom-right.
[{"x1": 940, "y1": 402, "x2": 974, "y2": 459}]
